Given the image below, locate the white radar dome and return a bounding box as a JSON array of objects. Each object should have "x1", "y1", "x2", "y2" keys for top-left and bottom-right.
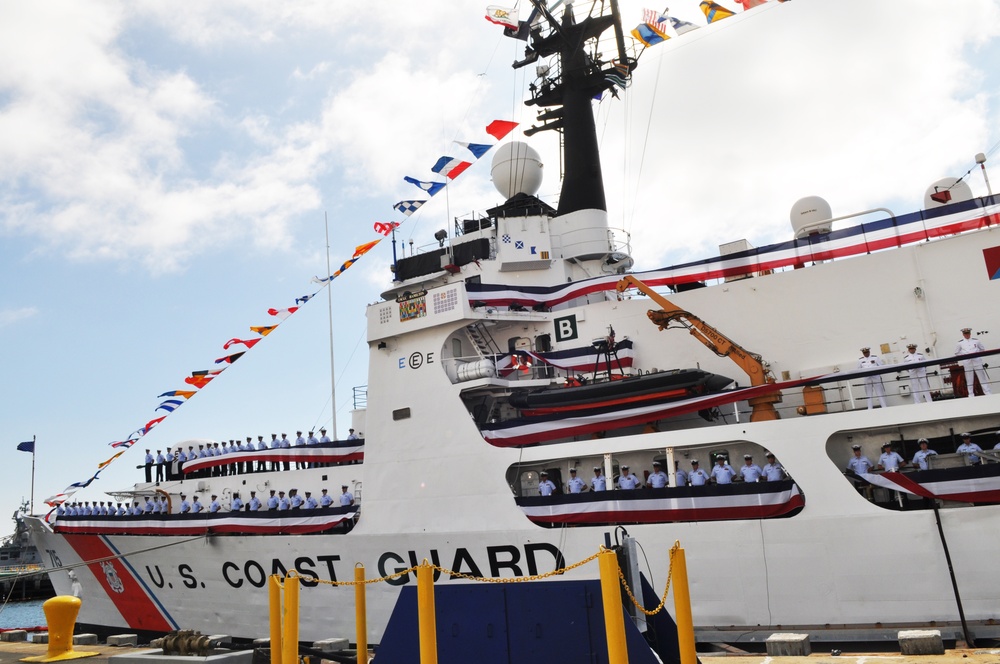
[
  {"x1": 790, "y1": 195, "x2": 833, "y2": 239},
  {"x1": 491, "y1": 141, "x2": 543, "y2": 199},
  {"x1": 923, "y1": 177, "x2": 973, "y2": 208}
]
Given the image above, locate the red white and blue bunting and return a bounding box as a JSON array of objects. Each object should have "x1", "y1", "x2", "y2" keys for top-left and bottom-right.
[
  {"x1": 860, "y1": 464, "x2": 1000, "y2": 504},
  {"x1": 52, "y1": 506, "x2": 357, "y2": 536},
  {"x1": 180, "y1": 442, "x2": 364, "y2": 475}
]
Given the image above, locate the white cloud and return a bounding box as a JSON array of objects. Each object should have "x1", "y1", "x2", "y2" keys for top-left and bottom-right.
[{"x1": 0, "y1": 307, "x2": 38, "y2": 328}]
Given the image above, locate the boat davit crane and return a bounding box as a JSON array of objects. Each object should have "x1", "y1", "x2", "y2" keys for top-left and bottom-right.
[{"x1": 616, "y1": 275, "x2": 781, "y2": 421}]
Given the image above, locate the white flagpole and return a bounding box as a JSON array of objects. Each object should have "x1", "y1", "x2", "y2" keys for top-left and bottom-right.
[
  {"x1": 324, "y1": 213, "x2": 339, "y2": 438},
  {"x1": 31, "y1": 435, "x2": 36, "y2": 514}
]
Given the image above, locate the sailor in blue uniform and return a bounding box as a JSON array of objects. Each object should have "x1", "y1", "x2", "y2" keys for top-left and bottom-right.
[
  {"x1": 304, "y1": 491, "x2": 318, "y2": 509},
  {"x1": 739, "y1": 454, "x2": 763, "y2": 482},
  {"x1": 912, "y1": 438, "x2": 938, "y2": 470},
  {"x1": 155, "y1": 450, "x2": 165, "y2": 482},
  {"x1": 248, "y1": 491, "x2": 261, "y2": 511},
  {"x1": 762, "y1": 453, "x2": 785, "y2": 481},
  {"x1": 688, "y1": 460, "x2": 709, "y2": 486},
  {"x1": 647, "y1": 461, "x2": 668, "y2": 489},
  {"x1": 673, "y1": 461, "x2": 688, "y2": 487},
  {"x1": 191, "y1": 496, "x2": 203, "y2": 513},
  {"x1": 846, "y1": 445, "x2": 874, "y2": 474},
  {"x1": 144, "y1": 450, "x2": 154, "y2": 483},
  {"x1": 277, "y1": 491, "x2": 290, "y2": 510},
  {"x1": 590, "y1": 467, "x2": 607, "y2": 492},
  {"x1": 267, "y1": 490, "x2": 279, "y2": 510},
  {"x1": 537, "y1": 471, "x2": 557, "y2": 496},
  {"x1": 877, "y1": 442, "x2": 905, "y2": 471},
  {"x1": 566, "y1": 468, "x2": 587, "y2": 493},
  {"x1": 339, "y1": 485, "x2": 355, "y2": 506},
  {"x1": 618, "y1": 465, "x2": 641, "y2": 489},
  {"x1": 272, "y1": 433, "x2": 284, "y2": 471},
  {"x1": 231, "y1": 492, "x2": 244, "y2": 511},
  {"x1": 956, "y1": 432, "x2": 983, "y2": 464},
  {"x1": 710, "y1": 456, "x2": 736, "y2": 484},
  {"x1": 289, "y1": 489, "x2": 303, "y2": 509},
  {"x1": 347, "y1": 428, "x2": 359, "y2": 440},
  {"x1": 319, "y1": 488, "x2": 333, "y2": 507},
  {"x1": 209, "y1": 495, "x2": 221, "y2": 513}
]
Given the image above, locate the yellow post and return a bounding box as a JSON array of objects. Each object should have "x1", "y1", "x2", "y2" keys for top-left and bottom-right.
[
  {"x1": 416, "y1": 559, "x2": 438, "y2": 664},
  {"x1": 22, "y1": 595, "x2": 99, "y2": 661},
  {"x1": 598, "y1": 549, "x2": 629, "y2": 664},
  {"x1": 269, "y1": 576, "x2": 283, "y2": 664},
  {"x1": 671, "y1": 544, "x2": 697, "y2": 664},
  {"x1": 355, "y1": 564, "x2": 368, "y2": 664},
  {"x1": 282, "y1": 575, "x2": 300, "y2": 664}
]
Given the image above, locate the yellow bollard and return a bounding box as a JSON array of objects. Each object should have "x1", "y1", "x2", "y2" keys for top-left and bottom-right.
[
  {"x1": 416, "y1": 560, "x2": 438, "y2": 664},
  {"x1": 598, "y1": 549, "x2": 629, "y2": 664},
  {"x1": 282, "y1": 575, "x2": 299, "y2": 664},
  {"x1": 22, "y1": 595, "x2": 99, "y2": 662},
  {"x1": 269, "y1": 575, "x2": 283, "y2": 664},
  {"x1": 355, "y1": 564, "x2": 368, "y2": 664},
  {"x1": 671, "y1": 545, "x2": 697, "y2": 664}
]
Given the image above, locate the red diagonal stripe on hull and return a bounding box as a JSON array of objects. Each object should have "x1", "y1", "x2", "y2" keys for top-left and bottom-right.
[{"x1": 63, "y1": 534, "x2": 174, "y2": 632}]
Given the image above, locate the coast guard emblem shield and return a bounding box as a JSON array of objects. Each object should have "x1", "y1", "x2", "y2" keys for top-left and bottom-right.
[{"x1": 100, "y1": 560, "x2": 126, "y2": 594}]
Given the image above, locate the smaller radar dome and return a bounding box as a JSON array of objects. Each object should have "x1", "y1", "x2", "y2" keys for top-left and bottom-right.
[
  {"x1": 491, "y1": 142, "x2": 543, "y2": 199},
  {"x1": 923, "y1": 177, "x2": 973, "y2": 208},
  {"x1": 790, "y1": 196, "x2": 833, "y2": 239}
]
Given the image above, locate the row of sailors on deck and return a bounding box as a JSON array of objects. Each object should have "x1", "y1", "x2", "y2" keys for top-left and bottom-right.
[
  {"x1": 143, "y1": 428, "x2": 362, "y2": 481},
  {"x1": 56, "y1": 486, "x2": 356, "y2": 516},
  {"x1": 538, "y1": 454, "x2": 787, "y2": 495},
  {"x1": 857, "y1": 329, "x2": 992, "y2": 409},
  {"x1": 846, "y1": 431, "x2": 1000, "y2": 473}
]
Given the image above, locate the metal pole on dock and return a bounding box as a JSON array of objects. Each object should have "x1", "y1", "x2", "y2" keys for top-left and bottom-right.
[
  {"x1": 269, "y1": 576, "x2": 283, "y2": 664},
  {"x1": 417, "y1": 560, "x2": 438, "y2": 664},
  {"x1": 932, "y1": 504, "x2": 975, "y2": 646},
  {"x1": 598, "y1": 549, "x2": 628, "y2": 664},
  {"x1": 355, "y1": 564, "x2": 369, "y2": 663},
  {"x1": 671, "y1": 544, "x2": 697, "y2": 664},
  {"x1": 282, "y1": 576, "x2": 300, "y2": 664}
]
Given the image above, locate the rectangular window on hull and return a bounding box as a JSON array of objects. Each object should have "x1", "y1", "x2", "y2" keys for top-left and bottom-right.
[{"x1": 393, "y1": 407, "x2": 411, "y2": 421}]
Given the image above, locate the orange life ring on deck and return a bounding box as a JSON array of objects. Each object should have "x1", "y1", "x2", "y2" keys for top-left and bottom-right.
[{"x1": 155, "y1": 488, "x2": 172, "y2": 514}]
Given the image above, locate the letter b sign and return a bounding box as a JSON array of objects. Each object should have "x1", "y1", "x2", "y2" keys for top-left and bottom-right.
[{"x1": 554, "y1": 315, "x2": 578, "y2": 342}]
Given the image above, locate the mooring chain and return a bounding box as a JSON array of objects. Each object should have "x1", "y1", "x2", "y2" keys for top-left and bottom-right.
[{"x1": 617, "y1": 541, "x2": 680, "y2": 616}]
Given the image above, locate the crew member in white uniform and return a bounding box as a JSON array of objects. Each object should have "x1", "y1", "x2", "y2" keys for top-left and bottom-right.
[
  {"x1": 618, "y1": 465, "x2": 641, "y2": 489},
  {"x1": 911, "y1": 438, "x2": 938, "y2": 470},
  {"x1": 955, "y1": 328, "x2": 991, "y2": 395},
  {"x1": 688, "y1": 460, "x2": 709, "y2": 486},
  {"x1": 647, "y1": 461, "x2": 668, "y2": 489},
  {"x1": 762, "y1": 453, "x2": 785, "y2": 481},
  {"x1": 956, "y1": 432, "x2": 983, "y2": 464},
  {"x1": 877, "y1": 442, "x2": 905, "y2": 471},
  {"x1": 566, "y1": 468, "x2": 587, "y2": 493},
  {"x1": 710, "y1": 456, "x2": 736, "y2": 484},
  {"x1": 590, "y1": 467, "x2": 607, "y2": 492},
  {"x1": 902, "y1": 343, "x2": 933, "y2": 404},
  {"x1": 857, "y1": 347, "x2": 888, "y2": 409},
  {"x1": 537, "y1": 471, "x2": 557, "y2": 496},
  {"x1": 739, "y1": 454, "x2": 763, "y2": 482}
]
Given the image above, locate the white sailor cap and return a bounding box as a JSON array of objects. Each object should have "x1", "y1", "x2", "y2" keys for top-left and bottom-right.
[
  {"x1": 860, "y1": 347, "x2": 870, "y2": 352},
  {"x1": 852, "y1": 444, "x2": 862, "y2": 450},
  {"x1": 917, "y1": 438, "x2": 929, "y2": 445},
  {"x1": 539, "y1": 471, "x2": 548, "y2": 476},
  {"x1": 569, "y1": 468, "x2": 577, "y2": 472},
  {"x1": 961, "y1": 432, "x2": 972, "y2": 438},
  {"x1": 652, "y1": 461, "x2": 661, "y2": 466},
  {"x1": 743, "y1": 454, "x2": 752, "y2": 459},
  {"x1": 593, "y1": 466, "x2": 601, "y2": 471},
  {"x1": 962, "y1": 327, "x2": 972, "y2": 333},
  {"x1": 906, "y1": 343, "x2": 917, "y2": 349},
  {"x1": 691, "y1": 459, "x2": 699, "y2": 464},
  {"x1": 881, "y1": 441, "x2": 893, "y2": 447}
]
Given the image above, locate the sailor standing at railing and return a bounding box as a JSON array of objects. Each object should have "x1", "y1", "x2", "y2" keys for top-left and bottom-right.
[
  {"x1": 955, "y1": 328, "x2": 992, "y2": 395},
  {"x1": 857, "y1": 347, "x2": 888, "y2": 409},
  {"x1": 688, "y1": 461, "x2": 708, "y2": 486},
  {"x1": 956, "y1": 432, "x2": 983, "y2": 465},
  {"x1": 248, "y1": 491, "x2": 261, "y2": 511},
  {"x1": 902, "y1": 344, "x2": 933, "y2": 404},
  {"x1": 538, "y1": 472, "x2": 557, "y2": 496},
  {"x1": 618, "y1": 466, "x2": 642, "y2": 489},
  {"x1": 231, "y1": 492, "x2": 244, "y2": 512},
  {"x1": 739, "y1": 455, "x2": 763, "y2": 482},
  {"x1": 566, "y1": 468, "x2": 587, "y2": 493},
  {"x1": 647, "y1": 461, "x2": 669, "y2": 488},
  {"x1": 877, "y1": 442, "x2": 906, "y2": 471},
  {"x1": 912, "y1": 438, "x2": 938, "y2": 470},
  {"x1": 711, "y1": 456, "x2": 736, "y2": 484},
  {"x1": 763, "y1": 453, "x2": 786, "y2": 481},
  {"x1": 591, "y1": 467, "x2": 607, "y2": 491}
]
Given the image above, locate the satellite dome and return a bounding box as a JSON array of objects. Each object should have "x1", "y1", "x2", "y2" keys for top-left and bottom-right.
[
  {"x1": 790, "y1": 195, "x2": 833, "y2": 239},
  {"x1": 923, "y1": 177, "x2": 973, "y2": 208},
  {"x1": 491, "y1": 141, "x2": 543, "y2": 199}
]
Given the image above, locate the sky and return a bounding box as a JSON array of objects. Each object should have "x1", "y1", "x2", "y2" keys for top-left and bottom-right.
[{"x1": 2, "y1": 0, "x2": 999, "y2": 530}]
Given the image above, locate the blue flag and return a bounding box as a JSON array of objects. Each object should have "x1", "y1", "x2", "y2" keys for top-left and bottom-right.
[
  {"x1": 403, "y1": 176, "x2": 446, "y2": 196},
  {"x1": 17, "y1": 440, "x2": 35, "y2": 453}
]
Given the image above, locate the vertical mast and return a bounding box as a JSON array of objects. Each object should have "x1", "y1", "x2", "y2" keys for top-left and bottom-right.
[{"x1": 324, "y1": 213, "x2": 338, "y2": 437}]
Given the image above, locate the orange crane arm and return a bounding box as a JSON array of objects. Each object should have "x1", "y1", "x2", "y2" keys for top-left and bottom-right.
[{"x1": 615, "y1": 275, "x2": 774, "y2": 388}]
